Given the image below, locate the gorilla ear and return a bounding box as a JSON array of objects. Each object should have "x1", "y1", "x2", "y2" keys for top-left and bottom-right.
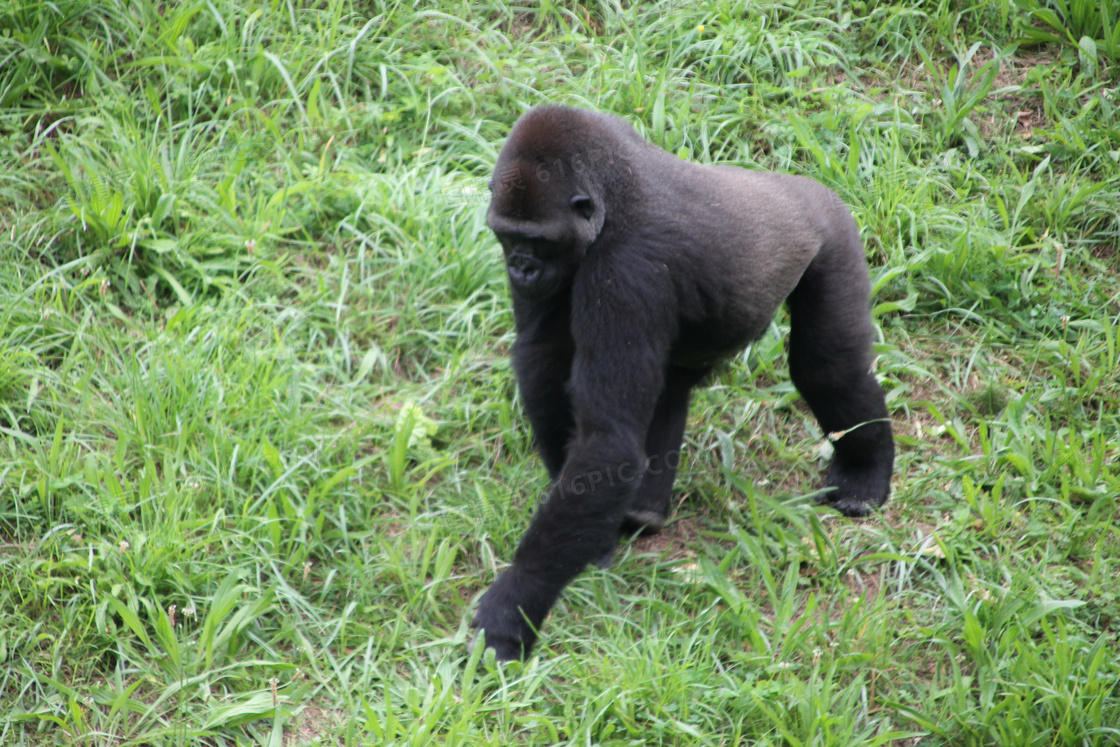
[{"x1": 570, "y1": 195, "x2": 594, "y2": 221}]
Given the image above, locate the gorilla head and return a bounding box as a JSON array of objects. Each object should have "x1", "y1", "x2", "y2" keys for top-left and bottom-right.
[{"x1": 486, "y1": 109, "x2": 611, "y2": 301}]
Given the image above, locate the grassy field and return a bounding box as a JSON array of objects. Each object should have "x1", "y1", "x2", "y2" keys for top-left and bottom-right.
[{"x1": 2, "y1": 0, "x2": 1119, "y2": 744}]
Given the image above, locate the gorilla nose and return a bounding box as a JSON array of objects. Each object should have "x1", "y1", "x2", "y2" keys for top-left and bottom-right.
[{"x1": 509, "y1": 254, "x2": 542, "y2": 281}]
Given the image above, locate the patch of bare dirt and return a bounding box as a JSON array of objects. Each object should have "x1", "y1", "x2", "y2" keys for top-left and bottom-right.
[
  {"x1": 633, "y1": 514, "x2": 700, "y2": 560},
  {"x1": 286, "y1": 705, "x2": 346, "y2": 746},
  {"x1": 993, "y1": 48, "x2": 1062, "y2": 137}
]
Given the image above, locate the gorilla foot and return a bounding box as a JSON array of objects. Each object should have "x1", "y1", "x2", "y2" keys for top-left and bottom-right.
[
  {"x1": 818, "y1": 459, "x2": 892, "y2": 518},
  {"x1": 594, "y1": 545, "x2": 617, "y2": 569},
  {"x1": 621, "y1": 508, "x2": 667, "y2": 535}
]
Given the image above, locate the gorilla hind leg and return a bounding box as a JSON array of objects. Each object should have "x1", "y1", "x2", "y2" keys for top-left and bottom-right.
[
  {"x1": 623, "y1": 366, "x2": 709, "y2": 534},
  {"x1": 786, "y1": 230, "x2": 894, "y2": 516}
]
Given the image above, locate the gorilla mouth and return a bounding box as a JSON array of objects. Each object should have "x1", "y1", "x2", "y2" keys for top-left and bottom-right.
[{"x1": 508, "y1": 254, "x2": 559, "y2": 300}]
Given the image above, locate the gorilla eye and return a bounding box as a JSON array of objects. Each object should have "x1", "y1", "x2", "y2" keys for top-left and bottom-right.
[{"x1": 570, "y1": 195, "x2": 594, "y2": 220}]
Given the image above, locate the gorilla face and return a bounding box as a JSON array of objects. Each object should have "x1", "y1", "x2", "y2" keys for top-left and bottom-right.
[{"x1": 487, "y1": 148, "x2": 601, "y2": 301}]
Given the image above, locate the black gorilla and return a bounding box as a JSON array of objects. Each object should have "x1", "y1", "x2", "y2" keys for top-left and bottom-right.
[{"x1": 473, "y1": 105, "x2": 894, "y2": 660}]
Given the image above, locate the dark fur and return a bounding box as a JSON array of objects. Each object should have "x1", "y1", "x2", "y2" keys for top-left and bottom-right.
[{"x1": 473, "y1": 105, "x2": 894, "y2": 660}]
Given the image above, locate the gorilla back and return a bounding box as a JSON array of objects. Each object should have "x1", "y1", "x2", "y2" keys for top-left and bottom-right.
[{"x1": 474, "y1": 105, "x2": 894, "y2": 661}]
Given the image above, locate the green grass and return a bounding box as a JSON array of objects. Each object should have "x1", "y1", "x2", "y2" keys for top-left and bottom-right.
[{"x1": 2, "y1": 0, "x2": 1119, "y2": 744}]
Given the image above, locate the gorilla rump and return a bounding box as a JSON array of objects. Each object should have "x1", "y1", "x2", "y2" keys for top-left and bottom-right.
[{"x1": 473, "y1": 105, "x2": 894, "y2": 661}]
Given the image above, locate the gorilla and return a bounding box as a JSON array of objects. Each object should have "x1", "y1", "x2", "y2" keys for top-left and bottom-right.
[{"x1": 472, "y1": 105, "x2": 894, "y2": 661}]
